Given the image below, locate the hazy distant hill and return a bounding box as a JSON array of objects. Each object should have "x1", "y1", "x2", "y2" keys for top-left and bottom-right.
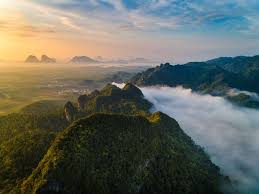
[
  {"x1": 25, "y1": 55, "x2": 56, "y2": 63},
  {"x1": 40, "y1": 55, "x2": 56, "y2": 63},
  {"x1": 206, "y1": 55, "x2": 259, "y2": 73},
  {"x1": 106, "y1": 57, "x2": 153, "y2": 64},
  {"x1": 70, "y1": 56, "x2": 99, "y2": 63},
  {"x1": 25, "y1": 55, "x2": 40, "y2": 63},
  {"x1": 103, "y1": 71, "x2": 134, "y2": 83}
]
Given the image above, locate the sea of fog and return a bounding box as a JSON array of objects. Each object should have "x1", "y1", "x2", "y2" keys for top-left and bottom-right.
[
  {"x1": 113, "y1": 83, "x2": 259, "y2": 194},
  {"x1": 141, "y1": 86, "x2": 259, "y2": 194}
]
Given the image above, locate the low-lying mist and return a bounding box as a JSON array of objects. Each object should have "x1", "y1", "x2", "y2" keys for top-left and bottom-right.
[{"x1": 140, "y1": 86, "x2": 259, "y2": 194}]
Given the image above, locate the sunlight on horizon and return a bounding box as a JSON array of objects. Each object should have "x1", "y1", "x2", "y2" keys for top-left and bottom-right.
[{"x1": 1, "y1": 0, "x2": 259, "y2": 62}]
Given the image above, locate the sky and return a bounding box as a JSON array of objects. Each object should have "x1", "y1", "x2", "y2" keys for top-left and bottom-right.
[{"x1": 1, "y1": 0, "x2": 259, "y2": 63}]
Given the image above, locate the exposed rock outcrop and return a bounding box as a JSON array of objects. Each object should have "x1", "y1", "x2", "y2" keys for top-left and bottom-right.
[
  {"x1": 64, "y1": 101, "x2": 77, "y2": 122},
  {"x1": 78, "y1": 95, "x2": 90, "y2": 110}
]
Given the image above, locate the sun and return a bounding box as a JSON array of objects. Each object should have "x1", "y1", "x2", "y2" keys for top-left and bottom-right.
[
  {"x1": 0, "y1": 0, "x2": 12, "y2": 8},
  {"x1": 0, "y1": 0, "x2": 16, "y2": 18}
]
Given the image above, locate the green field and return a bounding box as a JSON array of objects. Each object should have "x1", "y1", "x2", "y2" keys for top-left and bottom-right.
[{"x1": 0, "y1": 62, "x2": 150, "y2": 115}]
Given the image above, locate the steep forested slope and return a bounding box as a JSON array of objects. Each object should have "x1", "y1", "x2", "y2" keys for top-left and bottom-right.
[
  {"x1": 64, "y1": 83, "x2": 152, "y2": 122},
  {"x1": 0, "y1": 83, "x2": 231, "y2": 194},
  {"x1": 0, "y1": 100, "x2": 68, "y2": 193},
  {"x1": 0, "y1": 84, "x2": 152, "y2": 193},
  {"x1": 130, "y1": 57, "x2": 259, "y2": 108},
  {"x1": 0, "y1": 130, "x2": 56, "y2": 193},
  {"x1": 19, "y1": 113, "x2": 225, "y2": 194}
]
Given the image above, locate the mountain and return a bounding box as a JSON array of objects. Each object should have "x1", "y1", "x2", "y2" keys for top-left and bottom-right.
[
  {"x1": 0, "y1": 83, "x2": 231, "y2": 193},
  {"x1": 25, "y1": 55, "x2": 40, "y2": 63},
  {"x1": 103, "y1": 71, "x2": 134, "y2": 83},
  {"x1": 130, "y1": 56, "x2": 259, "y2": 108},
  {"x1": 25, "y1": 55, "x2": 56, "y2": 63},
  {"x1": 20, "y1": 100, "x2": 65, "y2": 115},
  {"x1": 0, "y1": 100, "x2": 68, "y2": 147},
  {"x1": 131, "y1": 63, "x2": 243, "y2": 93},
  {"x1": 227, "y1": 93, "x2": 259, "y2": 109},
  {"x1": 19, "y1": 112, "x2": 225, "y2": 194},
  {"x1": 70, "y1": 56, "x2": 98, "y2": 63},
  {"x1": 0, "y1": 100, "x2": 68, "y2": 193},
  {"x1": 130, "y1": 57, "x2": 149, "y2": 63},
  {"x1": 0, "y1": 129, "x2": 56, "y2": 193},
  {"x1": 65, "y1": 83, "x2": 152, "y2": 121},
  {"x1": 0, "y1": 83, "x2": 152, "y2": 193},
  {"x1": 104, "y1": 57, "x2": 155, "y2": 64},
  {"x1": 40, "y1": 55, "x2": 56, "y2": 63},
  {"x1": 206, "y1": 55, "x2": 259, "y2": 74}
]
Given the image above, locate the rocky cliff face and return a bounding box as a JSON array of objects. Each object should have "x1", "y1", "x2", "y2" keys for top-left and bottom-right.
[
  {"x1": 64, "y1": 101, "x2": 77, "y2": 122},
  {"x1": 77, "y1": 95, "x2": 90, "y2": 110},
  {"x1": 73, "y1": 83, "x2": 152, "y2": 116}
]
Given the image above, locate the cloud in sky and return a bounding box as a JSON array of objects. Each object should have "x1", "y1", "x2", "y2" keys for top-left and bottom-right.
[
  {"x1": 140, "y1": 86, "x2": 259, "y2": 193},
  {"x1": 1, "y1": 0, "x2": 259, "y2": 61},
  {"x1": 28, "y1": 0, "x2": 259, "y2": 33}
]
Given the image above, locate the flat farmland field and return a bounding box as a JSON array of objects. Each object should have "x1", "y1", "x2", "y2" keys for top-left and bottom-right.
[{"x1": 0, "y1": 62, "x2": 150, "y2": 115}]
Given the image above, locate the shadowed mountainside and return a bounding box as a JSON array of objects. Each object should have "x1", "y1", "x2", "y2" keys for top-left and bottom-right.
[
  {"x1": 130, "y1": 56, "x2": 259, "y2": 108},
  {"x1": 64, "y1": 83, "x2": 152, "y2": 122}
]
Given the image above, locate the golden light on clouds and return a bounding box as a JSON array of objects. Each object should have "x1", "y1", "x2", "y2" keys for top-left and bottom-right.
[
  {"x1": 0, "y1": 0, "x2": 102, "y2": 61},
  {"x1": 1, "y1": 0, "x2": 259, "y2": 62},
  {"x1": 0, "y1": 0, "x2": 58, "y2": 61}
]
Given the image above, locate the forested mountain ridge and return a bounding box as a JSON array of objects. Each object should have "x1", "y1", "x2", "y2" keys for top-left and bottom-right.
[
  {"x1": 130, "y1": 56, "x2": 259, "y2": 109},
  {"x1": 206, "y1": 55, "x2": 259, "y2": 74},
  {"x1": 64, "y1": 83, "x2": 152, "y2": 122},
  {"x1": 0, "y1": 82, "x2": 232, "y2": 193},
  {"x1": 0, "y1": 84, "x2": 153, "y2": 193},
  {"x1": 0, "y1": 100, "x2": 69, "y2": 193},
  {"x1": 19, "y1": 113, "x2": 226, "y2": 194}
]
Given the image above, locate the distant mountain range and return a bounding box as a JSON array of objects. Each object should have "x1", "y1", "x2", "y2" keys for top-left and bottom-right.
[
  {"x1": 104, "y1": 57, "x2": 155, "y2": 64},
  {"x1": 130, "y1": 55, "x2": 259, "y2": 109},
  {"x1": 25, "y1": 55, "x2": 97, "y2": 64},
  {"x1": 24, "y1": 55, "x2": 155, "y2": 64},
  {"x1": 25, "y1": 55, "x2": 56, "y2": 63},
  {"x1": 69, "y1": 56, "x2": 99, "y2": 63}
]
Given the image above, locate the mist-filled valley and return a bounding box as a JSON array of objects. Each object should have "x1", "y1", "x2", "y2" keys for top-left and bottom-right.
[
  {"x1": 1, "y1": 57, "x2": 259, "y2": 193},
  {"x1": 140, "y1": 86, "x2": 259, "y2": 194},
  {"x1": 2, "y1": 1, "x2": 259, "y2": 193}
]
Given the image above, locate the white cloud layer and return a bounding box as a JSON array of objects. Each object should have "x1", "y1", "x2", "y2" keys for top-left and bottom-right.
[{"x1": 140, "y1": 86, "x2": 259, "y2": 193}]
